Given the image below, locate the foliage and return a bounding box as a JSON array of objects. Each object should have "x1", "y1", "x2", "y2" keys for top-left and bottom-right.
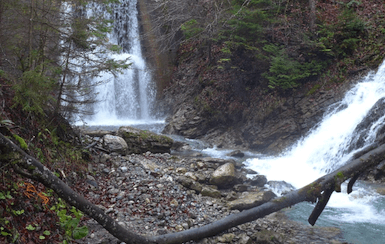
[
  {"x1": 262, "y1": 45, "x2": 328, "y2": 90},
  {"x1": 317, "y1": 5, "x2": 367, "y2": 59},
  {"x1": 51, "y1": 198, "x2": 89, "y2": 241},
  {"x1": 12, "y1": 67, "x2": 56, "y2": 116},
  {"x1": 13, "y1": 134, "x2": 28, "y2": 150},
  {"x1": 181, "y1": 19, "x2": 203, "y2": 39},
  {"x1": 226, "y1": 0, "x2": 273, "y2": 43}
]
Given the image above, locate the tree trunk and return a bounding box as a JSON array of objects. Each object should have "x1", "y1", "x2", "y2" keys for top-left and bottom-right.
[
  {"x1": 1, "y1": 132, "x2": 384, "y2": 244},
  {"x1": 309, "y1": 0, "x2": 316, "y2": 32}
]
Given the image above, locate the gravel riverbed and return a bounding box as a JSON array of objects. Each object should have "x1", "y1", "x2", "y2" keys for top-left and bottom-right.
[{"x1": 73, "y1": 150, "x2": 349, "y2": 244}]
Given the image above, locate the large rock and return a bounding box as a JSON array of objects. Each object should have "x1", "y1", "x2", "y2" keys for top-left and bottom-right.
[
  {"x1": 102, "y1": 135, "x2": 128, "y2": 155},
  {"x1": 227, "y1": 191, "x2": 276, "y2": 210},
  {"x1": 162, "y1": 105, "x2": 209, "y2": 138},
  {"x1": 117, "y1": 126, "x2": 173, "y2": 154},
  {"x1": 201, "y1": 186, "x2": 222, "y2": 198},
  {"x1": 209, "y1": 163, "x2": 237, "y2": 188}
]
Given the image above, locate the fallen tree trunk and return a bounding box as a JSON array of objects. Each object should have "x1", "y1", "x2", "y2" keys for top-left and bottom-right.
[{"x1": 0, "y1": 132, "x2": 384, "y2": 244}]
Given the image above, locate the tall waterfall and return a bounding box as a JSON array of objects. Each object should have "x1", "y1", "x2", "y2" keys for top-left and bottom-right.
[
  {"x1": 246, "y1": 61, "x2": 385, "y2": 243},
  {"x1": 78, "y1": 0, "x2": 157, "y2": 126}
]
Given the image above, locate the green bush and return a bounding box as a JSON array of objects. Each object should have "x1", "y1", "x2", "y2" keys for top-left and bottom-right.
[
  {"x1": 317, "y1": 6, "x2": 366, "y2": 58},
  {"x1": 12, "y1": 67, "x2": 55, "y2": 115},
  {"x1": 181, "y1": 19, "x2": 202, "y2": 39},
  {"x1": 263, "y1": 47, "x2": 327, "y2": 90}
]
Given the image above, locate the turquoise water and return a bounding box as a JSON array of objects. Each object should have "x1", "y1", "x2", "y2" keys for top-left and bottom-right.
[{"x1": 287, "y1": 194, "x2": 385, "y2": 244}]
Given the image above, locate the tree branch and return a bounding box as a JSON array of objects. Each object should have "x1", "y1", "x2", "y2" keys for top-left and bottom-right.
[{"x1": 1, "y1": 131, "x2": 384, "y2": 244}]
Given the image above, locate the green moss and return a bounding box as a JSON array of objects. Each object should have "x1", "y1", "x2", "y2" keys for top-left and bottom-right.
[
  {"x1": 306, "y1": 84, "x2": 321, "y2": 96},
  {"x1": 13, "y1": 134, "x2": 28, "y2": 150},
  {"x1": 336, "y1": 171, "x2": 344, "y2": 179},
  {"x1": 305, "y1": 183, "x2": 322, "y2": 203}
]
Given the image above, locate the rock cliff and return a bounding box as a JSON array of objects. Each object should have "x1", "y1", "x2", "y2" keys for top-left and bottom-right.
[
  {"x1": 160, "y1": 45, "x2": 364, "y2": 154},
  {"x1": 137, "y1": 0, "x2": 371, "y2": 154}
]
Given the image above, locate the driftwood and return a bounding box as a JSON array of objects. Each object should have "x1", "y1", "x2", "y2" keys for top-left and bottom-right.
[{"x1": 0, "y1": 131, "x2": 384, "y2": 244}]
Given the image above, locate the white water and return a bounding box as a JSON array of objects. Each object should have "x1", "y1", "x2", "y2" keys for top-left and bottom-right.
[
  {"x1": 246, "y1": 61, "x2": 385, "y2": 238},
  {"x1": 76, "y1": 0, "x2": 159, "y2": 126}
]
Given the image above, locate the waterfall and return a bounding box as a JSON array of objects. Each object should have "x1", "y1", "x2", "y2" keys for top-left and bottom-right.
[
  {"x1": 246, "y1": 61, "x2": 385, "y2": 243},
  {"x1": 77, "y1": 0, "x2": 158, "y2": 126}
]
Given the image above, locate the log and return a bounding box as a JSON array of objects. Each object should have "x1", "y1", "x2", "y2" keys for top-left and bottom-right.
[{"x1": 1, "y1": 132, "x2": 385, "y2": 244}]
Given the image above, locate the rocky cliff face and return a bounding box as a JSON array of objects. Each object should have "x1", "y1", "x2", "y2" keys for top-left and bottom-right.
[
  {"x1": 159, "y1": 41, "x2": 365, "y2": 154},
  {"x1": 137, "y1": 0, "x2": 368, "y2": 155}
]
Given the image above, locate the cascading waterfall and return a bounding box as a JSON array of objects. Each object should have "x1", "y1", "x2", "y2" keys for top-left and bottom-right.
[
  {"x1": 246, "y1": 61, "x2": 385, "y2": 243},
  {"x1": 77, "y1": 0, "x2": 158, "y2": 126}
]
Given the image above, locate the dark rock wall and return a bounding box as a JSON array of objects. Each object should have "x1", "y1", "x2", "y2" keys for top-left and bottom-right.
[{"x1": 161, "y1": 54, "x2": 364, "y2": 154}]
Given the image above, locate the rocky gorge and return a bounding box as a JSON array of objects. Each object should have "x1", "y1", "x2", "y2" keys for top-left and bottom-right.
[{"x1": 73, "y1": 126, "x2": 360, "y2": 244}]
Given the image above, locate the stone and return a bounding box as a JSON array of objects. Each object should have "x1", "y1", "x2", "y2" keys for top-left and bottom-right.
[
  {"x1": 118, "y1": 126, "x2": 173, "y2": 154},
  {"x1": 102, "y1": 134, "x2": 128, "y2": 155},
  {"x1": 98, "y1": 153, "x2": 111, "y2": 164},
  {"x1": 196, "y1": 161, "x2": 206, "y2": 168},
  {"x1": 375, "y1": 186, "x2": 385, "y2": 195},
  {"x1": 133, "y1": 157, "x2": 162, "y2": 172},
  {"x1": 233, "y1": 184, "x2": 248, "y2": 192},
  {"x1": 250, "y1": 175, "x2": 267, "y2": 187},
  {"x1": 201, "y1": 186, "x2": 221, "y2": 198},
  {"x1": 177, "y1": 176, "x2": 203, "y2": 193},
  {"x1": 227, "y1": 191, "x2": 276, "y2": 210},
  {"x1": 226, "y1": 150, "x2": 245, "y2": 158},
  {"x1": 210, "y1": 163, "x2": 237, "y2": 188},
  {"x1": 120, "y1": 166, "x2": 128, "y2": 173},
  {"x1": 201, "y1": 157, "x2": 228, "y2": 165},
  {"x1": 217, "y1": 233, "x2": 235, "y2": 243},
  {"x1": 184, "y1": 172, "x2": 198, "y2": 181},
  {"x1": 170, "y1": 199, "x2": 178, "y2": 207},
  {"x1": 176, "y1": 167, "x2": 187, "y2": 174}
]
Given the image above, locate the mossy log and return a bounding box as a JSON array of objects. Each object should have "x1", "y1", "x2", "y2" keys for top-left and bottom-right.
[{"x1": 1, "y1": 132, "x2": 384, "y2": 244}]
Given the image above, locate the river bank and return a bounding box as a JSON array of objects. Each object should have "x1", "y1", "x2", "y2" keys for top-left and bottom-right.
[{"x1": 74, "y1": 129, "x2": 348, "y2": 244}]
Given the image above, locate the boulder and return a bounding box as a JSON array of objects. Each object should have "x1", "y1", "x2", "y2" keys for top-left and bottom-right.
[
  {"x1": 227, "y1": 191, "x2": 276, "y2": 210},
  {"x1": 117, "y1": 126, "x2": 173, "y2": 154},
  {"x1": 249, "y1": 175, "x2": 267, "y2": 187},
  {"x1": 177, "y1": 176, "x2": 203, "y2": 193},
  {"x1": 201, "y1": 186, "x2": 221, "y2": 198},
  {"x1": 376, "y1": 187, "x2": 385, "y2": 195},
  {"x1": 102, "y1": 135, "x2": 128, "y2": 155},
  {"x1": 209, "y1": 163, "x2": 237, "y2": 188},
  {"x1": 226, "y1": 150, "x2": 245, "y2": 158}
]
